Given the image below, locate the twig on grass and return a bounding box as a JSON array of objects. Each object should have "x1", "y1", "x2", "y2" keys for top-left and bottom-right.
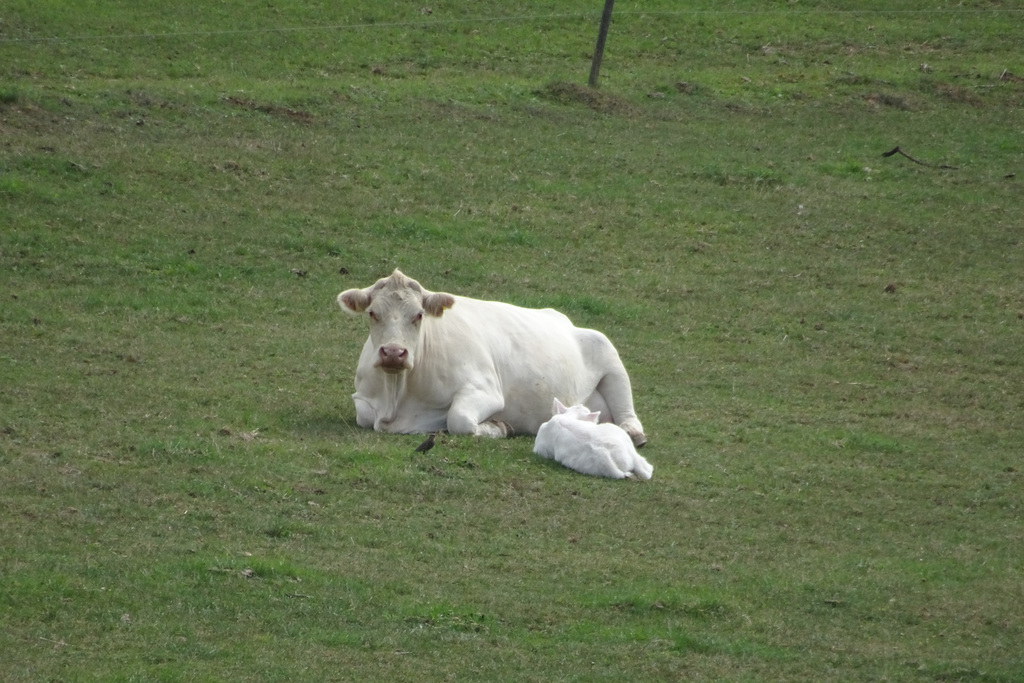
[
  {"x1": 39, "y1": 637, "x2": 68, "y2": 648},
  {"x1": 882, "y1": 146, "x2": 958, "y2": 170}
]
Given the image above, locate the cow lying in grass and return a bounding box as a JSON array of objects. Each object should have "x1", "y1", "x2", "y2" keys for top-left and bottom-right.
[{"x1": 337, "y1": 270, "x2": 646, "y2": 447}]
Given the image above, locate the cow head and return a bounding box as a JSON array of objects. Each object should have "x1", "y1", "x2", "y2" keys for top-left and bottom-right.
[{"x1": 337, "y1": 270, "x2": 455, "y2": 373}]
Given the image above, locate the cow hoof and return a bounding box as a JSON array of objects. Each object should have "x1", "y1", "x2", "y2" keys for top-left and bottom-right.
[
  {"x1": 494, "y1": 420, "x2": 514, "y2": 438},
  {"x1": 618, "y1": 419, "x2": 646, "y2": 448},
  {"x1": 477, "y1": 420, "x2": 513, "y2": 439}
]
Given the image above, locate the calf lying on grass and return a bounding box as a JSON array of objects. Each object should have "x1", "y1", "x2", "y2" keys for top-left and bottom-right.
[{"x1": 534, "y1": 399, "x2": 653, "y2": 480}]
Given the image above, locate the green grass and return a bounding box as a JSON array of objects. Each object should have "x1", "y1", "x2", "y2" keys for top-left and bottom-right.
[{"x1": 2, "y1": 1, "x2": 1023, "y2": 680}]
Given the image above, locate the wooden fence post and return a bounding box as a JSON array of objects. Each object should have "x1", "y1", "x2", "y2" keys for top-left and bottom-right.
[{"x1": 588, "y1": 0, "x2": 615, "y2": 88}]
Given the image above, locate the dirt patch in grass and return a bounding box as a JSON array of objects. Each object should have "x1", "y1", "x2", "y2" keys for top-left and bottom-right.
[
  {"x1": 126, "y1": 90, "x2": 181, "y2": 111},
  {"x1": 864, "y1": 92, "x2": 915, "y2": 111},
  {"x1": 934, "y1": 83, "x2": 984, "y2": 106},
  {"x1": 536, "y1": 81, "x2": 636, "y2": 116},
  {"x1": 221, "y1": 96, "x2": 314, "y2": 123}
]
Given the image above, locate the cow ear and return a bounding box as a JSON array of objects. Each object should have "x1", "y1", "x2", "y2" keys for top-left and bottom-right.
[
  {"x1": 422, "y1": 292, "x2": 455, "y2": 317},
  {"x1": 338, "y1": 289, "x2": 371, "y2": 315}
]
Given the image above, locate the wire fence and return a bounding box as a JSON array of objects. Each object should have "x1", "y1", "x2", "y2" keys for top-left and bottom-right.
[{"x1": 1, "y1": 8, "x2": 1020, "y2": 45}]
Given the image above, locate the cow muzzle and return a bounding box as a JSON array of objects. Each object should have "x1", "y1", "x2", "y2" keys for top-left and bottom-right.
[{"x1": 376, "y1": 343, "x2": 410, "y2": 373}]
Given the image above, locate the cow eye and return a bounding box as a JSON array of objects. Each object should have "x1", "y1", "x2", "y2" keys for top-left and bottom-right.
[
  {"x1": 368, "y1": 311, "x2": 379, "y2": 322},
  {"x1": 412, "y1": 312, "x2": 423, "y2": 325}
]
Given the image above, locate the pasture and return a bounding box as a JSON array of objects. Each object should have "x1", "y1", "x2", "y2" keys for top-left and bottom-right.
[{"x1": 2, "y1": 1, "x2": 1022, "y2": 680}]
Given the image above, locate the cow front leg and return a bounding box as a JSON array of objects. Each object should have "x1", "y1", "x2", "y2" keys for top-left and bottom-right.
[
  {"x1": 352, "y1": 393, "x2": 377, "y2": 430},
  {"x1": 446, "y1": 389, "x2": 509, "y2": 438}
]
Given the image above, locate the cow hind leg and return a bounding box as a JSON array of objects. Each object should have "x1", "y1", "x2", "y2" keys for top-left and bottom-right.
[
  {"x1": 579, "y1": 330, "x2": 647, "y2": 447},
  {"x1": 595, "y1": 373, "x2": 646, "y2": 448}
]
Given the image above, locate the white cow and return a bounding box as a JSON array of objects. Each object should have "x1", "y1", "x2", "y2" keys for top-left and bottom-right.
[{"x1": 337, "y1": 270, "x2": 646, "y2": 447}]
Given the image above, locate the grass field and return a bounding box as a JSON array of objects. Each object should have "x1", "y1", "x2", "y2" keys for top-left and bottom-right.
[{"x1": 2, "y1": 1, "x2": 1023, "y2": 680}]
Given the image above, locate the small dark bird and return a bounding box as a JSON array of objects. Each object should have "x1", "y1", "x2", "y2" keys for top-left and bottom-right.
[{"x1": 414, "y1": 433, "x2": 437, "y2": 453}]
